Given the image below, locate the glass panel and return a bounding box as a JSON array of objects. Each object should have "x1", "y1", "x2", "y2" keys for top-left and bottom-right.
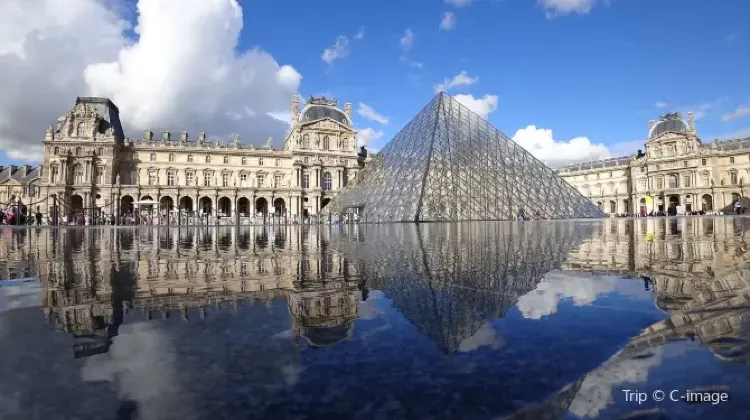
[{"x1": 328, "y1": 93, "x2": 605, "y2": 221}]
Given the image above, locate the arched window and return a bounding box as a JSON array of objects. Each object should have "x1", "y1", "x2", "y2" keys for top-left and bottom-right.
[
  {"x1": 74, "y1": 165, "x2": 84, "y2": 184},
  {"x1": 54, "y1": 147, "x2": 59, "y2": 155},
  {"x1": 98, "y1": 147, "x2": 104, "y2": 156},
  {"x1": 187, "y1": 154, "x2": 193, "y2": 162},
  {"x1": 668, "y1": 174, "x2": 678, "y2": 189},
  {"x1": 205, "y1": 155, "x2": 211, "y2": 163},
  {"x1": 241, "y1": 157, "x2": 247, "y2": 165},
  {"x1": 302, "y1": 134, "x2": 310, "y2": 149},
  {"x1": 75, "y1": 147, "x2": 82, "y2": 156},
  {"x1": 76, "y1": 122, "x2": 85, "y2": 137},
  {"x1": 169, "y1": 153, "x2": 175, "y2": 162},
  {"x1": 259, "y1": 158, "x2": 264, "y2": 166},
  {"x1": 150, "y1": 152, "x2": 156, "y2": 161},
  {"x1": 323, "y1": 136, "x2": 330, "y2": 150},
  {"x1": 223, "y1": 156, "x2": 229, "y2": 164},
  {"x1": 322, "y1": 172, "x2": 332, "y2": 191}
]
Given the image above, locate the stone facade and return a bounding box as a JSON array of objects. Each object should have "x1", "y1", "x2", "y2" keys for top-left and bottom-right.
[
  {"x1": 558, "y1": 112, "x2": 750, "y2": 215},
  {"x1": 0, "y1": 165, "x2": 42, "y2": 209},
  {"x1": 37, "y1": 95, "x2": 366, "y2": 222}
]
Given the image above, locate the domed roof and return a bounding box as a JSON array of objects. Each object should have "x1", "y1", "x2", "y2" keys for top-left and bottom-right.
[
  {"x1": 302, "y1": 322, "x2": 354, "y2": 347},
  {"x1": 298, "y1": 96, "x2": 352, "y2": 127},
  {"x1": 649, "y1": 112, "x2": 689, "y2": 139}
]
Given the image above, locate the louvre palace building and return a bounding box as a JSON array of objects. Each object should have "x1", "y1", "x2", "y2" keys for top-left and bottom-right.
[
  {"x1": 558, "y1": 112, "x2": 750, "y2": 215},
  {"x1": 6, "y1": 94, "x2": 367, "y2": 223}
]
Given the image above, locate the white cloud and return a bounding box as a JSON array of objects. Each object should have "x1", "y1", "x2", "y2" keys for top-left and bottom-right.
[
  {"x1": 511, "y1": 125, "x2": 611, "y2": 167},
  {"x1": 722, "y1": 105, "x2": 750, "y2": 122},
  {"x1": 357, "y1": 103, "x2": 389, "y2": 125},
  {"x1": 453, "y1": 93, "x2": 498, "y2": 119},
  {"x1": 515, "y1": 271, "x2": 616, "y2": 320},
  {"x1": 399, "y1": 28, "x2": 414, "y2": 51},
  {"x1": 445, "y1": 0, "x2": 473, "y2": 7},
  {"x1": 440, "y1": 12, "x2": 457, "y2": 30},
  {"x1": 321, "y1": 35, "x2": 350, "y2": 64},
  {"x1": 434, "y1": 70, "x2": 478, "y2": 93},
  {"x1": 357, "y1": 127, "x2": 384, "y2": 148},
  {"x1": 354, "y1": 27, "x2": 366, "y2": 40},
  {"x1": 655, "y1": 101, "x2": 668, "y2": 109},
  {"x1": 457, "y1": 323, "x2": 505, "y2": 353},
  {"x1": 539, "y1": 0, "x2": 602, "y2": 17},
  {"x1": 0, "y1": 0, "x2": 302, "y2": 163}
]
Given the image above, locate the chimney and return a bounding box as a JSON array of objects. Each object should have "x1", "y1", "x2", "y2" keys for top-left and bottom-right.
[
  {"x1": 198, "y1": 132, "x2": 206, "y2": 143},
  {"x1": 344, "y1": 103, "x2": 352, "y2": 118},
  {"x1": 291, "y1": 94, "x2": 300, "y2": 121},
  {"x1": 162, "y1": 131, "x2": 170, "y2": 141},
  {"x1": 687, "y1": 112, "x2": 695, "y2": 132},
  {"x1": 145, "y1": 130, "x2": 153, "y2": 141},
  {"x1": 180, "y1": 131, "x2": 188, "y2": 142}
]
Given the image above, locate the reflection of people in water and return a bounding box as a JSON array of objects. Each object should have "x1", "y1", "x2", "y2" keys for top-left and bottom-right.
[{"x1": 642, "y1": 276, "x2": 652, "y2": 291}]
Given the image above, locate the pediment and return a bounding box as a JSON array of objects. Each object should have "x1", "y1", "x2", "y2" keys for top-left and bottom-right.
[
  {"x1": 646, "y1": 131, "x2": 690, "y2": 145},
  {"x1": 300, "y1": 117, "x2": 354, "y2": 132},
  {"x1": 0, "y1": 178, "x2": 21, "y2": 186}
]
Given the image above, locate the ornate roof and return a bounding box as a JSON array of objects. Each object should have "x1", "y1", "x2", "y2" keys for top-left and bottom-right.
[{"x1": 649, "y1": 112, "x2": 689, "y2": 139}]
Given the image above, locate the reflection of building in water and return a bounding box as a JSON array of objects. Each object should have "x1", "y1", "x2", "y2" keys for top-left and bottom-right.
[
  {"x1": 562, "y1": 216, "x2": 750, "y2": 362},
  {"x1": 12, "y1": 226, "x2": 361, "y2": 357},
  {"x1": 332, "y1": 222, "x2": 595, "y2": 353}
]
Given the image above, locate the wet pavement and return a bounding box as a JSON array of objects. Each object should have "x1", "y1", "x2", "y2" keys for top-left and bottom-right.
[{"x1": 1, "y1": 217, "x2": 750, "y2": 419}]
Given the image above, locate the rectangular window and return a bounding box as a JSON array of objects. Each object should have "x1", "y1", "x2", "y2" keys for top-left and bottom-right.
[
  {"x1": 204, "y1": 174, "x2": 211, "y2": 186},
  {"x1": 668, "y1": 176, "x2": 677, "y2": 189},
  {"x1": 96, "y1": 167, "x2": 104, "y2": 184},
  {"x1": 131, "y1": 171, "x2": 138, "y2": 185},
  {"x1": 240, "y1": 174, "x2": 247, "y2": 187},
  {"x1": 222, "y1": 173, "x2": 229, "y2": 187},
  {"x1": 51, "y1": 167, "x2": 59, "y2": 183},
  {"x1": 683, "y1": 160, "x2": 688, "y2": 168},
  {"x1": 731, "y1": 172, "x2": 738, "y2": 185},
  {"x1": 683, "y1": 176, "x2": 691, "y2": 187},
  {"x1": 656, "y1": 178, "x2": 664, "y2": 189},
  {"x1": 274, "y1": 175, "x2": 281, "y2": 188},
  {"x1": 257, "y1": 174, "x2": 265, "y2": 187},
  {"x1": 186, "y1": 172, "x2": 194, "y2": 186},
  {"x1": 275, "y1": 159, "x2": 281, "y2": 167},
  {"x1": 730, "y1": 157, "x2": 735, "y2": 164},
  {"x1": 148, "y1": 171, "x2": 157, "y2": 186},
  {"x1": 167, "y1": 172, "x2": 175, "y2": 186},
  {"x1": 702, "y1": 159, "x2": 707, "y2": 166},
  {"x1": 702, "y1": 175, "x2": 709, "y2": 187},
  {"x1": 303, "y1": 172, "x2": 310, "y2": 188}
]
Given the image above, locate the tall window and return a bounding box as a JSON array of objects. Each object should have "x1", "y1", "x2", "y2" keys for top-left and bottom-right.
[
  {"x1": 150, "y1": 153, "x2": 156, "y2": 161},
  {"x1": 341, "y1": 139, "x2": 347, "y2": 150},
  {"x1": 302, "y1": 171, "x2": 310, "y2": 188},
  {"x1": 701, "y1": 173, "x2": 709, "y2": 187},
  {"x1": 257, "y1": 173, "x2": 265, "y2": 187},
  {"x1": 223, "y1": 156, "x2": 229, "y2": 164},
  {"x1": 274, "y1": 175, "x2": 281, "y2": 188},
  {"x1": 730, "y1": 157, "x2": 735, "y2": 164},
  {"x1": 683, "y1": 175, "x2": 691, "y2": 188},
  {"x1": 222, "y1": 173, "x2": 229, "y2": 187},
  {"x1": 167, "y1": 172, "x2": 175, "y2": 186},
  {"x1": 323, "y1": 136, "x2": 330, "y2": 150},
  {"x1": 74, "y1": 165, "x2": 83, "y2": 184},
  {"x1": 76, "y1": 147, "x2": 82, "y2": 156},
  {"x1": 342, "y1": 171, "x2": 348, "y2": 187},
  {"x1": 98, "y1": 148, "x2": 104, "y2": 156},
  {"x1": 275, "y1": 159, "x2": 280, "y2": 167},
  {"x1": 730, "y1": 171, "x2": 738, "y2": 185},
  {"x1": 148, "y1": 170, "x2": 157, "y2": 185},
  {"x1": 240, "y1": 174, "x2": 247, "y2": 187},
  {"x1": 76, "y1": 122, "x2": 85, "y2": 137},
  {"x1": 668, "y1": 175, "x2": 678, "y2": 189},
  {"x1": 96, "y1": 167, "x2": 104, "y2": 184},
  {"x1": 702, "y1": 159, "x2": 707, "y2": 166},
  {"x1": 131, "y1": 170, "x2": 138, "y2": 185},
  {"x1": 322, "y1": 171, "x2": 332, "y2": 191},
  {"x1": 259, "y1": 158, "x2": 264, "y2": 166},
  {"x1": 304, "y1": 157, "x2": 309, "y2": 165},
  {"x1": 241, "y1": 157, "x2": 247, "y2": 165},
  {"x1": 50, "y1": 166, "x2": 59, "y2": 183},
  {"x1": 302, "y1": 134, "x2": 310, "y2": 149},
  {"x1": 187, "y1": 154, "x2": 194, "y2": 162},
  {"x1": 656, "y1": 177, "x2": 663, "y2": 189},
  {"x1": 203, "y1": 173, "x2": 211, "y2": 186},
  {"x1": 205, "y1": 155, "x2": 211, "y2": 163},
  {"x1": 186, "y1": 172, "x2": 194, "y2": 186},
  {"x1": 54, "y1": 147, "x2": 59, "y2": 155}
]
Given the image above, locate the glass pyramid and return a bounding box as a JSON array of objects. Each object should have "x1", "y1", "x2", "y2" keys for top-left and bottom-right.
[{"x1": 329, "y1": 92, "x2": 606, "y2": 221}]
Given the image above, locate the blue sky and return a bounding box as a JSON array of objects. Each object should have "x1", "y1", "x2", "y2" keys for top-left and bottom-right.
[{"x1": 1, "y1": 0, "x2": 748, "y2": 167}]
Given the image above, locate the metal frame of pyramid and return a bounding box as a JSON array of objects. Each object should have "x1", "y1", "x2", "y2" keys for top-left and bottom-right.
[{"x1": 328, "y1": 92, "x2": 606, "y2": 222}]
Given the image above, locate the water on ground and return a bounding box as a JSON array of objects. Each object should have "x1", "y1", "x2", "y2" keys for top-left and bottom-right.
[{"x1": 1, "y1": 217, "x2": 750, "y2": 419}]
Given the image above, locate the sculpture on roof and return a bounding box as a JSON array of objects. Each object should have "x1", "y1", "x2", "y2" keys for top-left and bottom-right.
[
  {"x1": 659, "y1": 112, "x2": 681, "y2": 121},
  {"x1": 307, "y1": 96, "x2": 338, "y2": 107},
  {"x1": 265, "y1": 137, "x2": 273, "y2": 148}
]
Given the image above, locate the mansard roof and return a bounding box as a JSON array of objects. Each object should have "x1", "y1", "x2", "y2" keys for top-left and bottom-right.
[
  {"x1": 557, "y1": 156, "x2": 633, "y2": 173},
  {"x1": 0, "y1": 165, "x2": 41, "y2": 184}
]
